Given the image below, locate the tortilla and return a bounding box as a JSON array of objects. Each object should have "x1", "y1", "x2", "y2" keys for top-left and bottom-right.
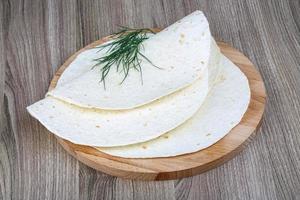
[
  {"x1": 27, "y1": 63, "x2": 213, "y2": 147},
  {"x1": 56, "y1": 48, "x2": 100, "y2": 86},
  {"x1": 97, "y1": 55, "x2": 250, "y2": 157},
  {"x1": 47, "y1": 10, "x2": 218, "y2": 110}
]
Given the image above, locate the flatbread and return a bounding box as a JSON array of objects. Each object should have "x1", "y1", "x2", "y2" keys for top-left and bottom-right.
[
  {"x1": 97, "y1": 55, "x2": 250, "y2": 157},
  {"x1": 57, "y1": 39, "x2": 221, "y2": 88},
  {"x1": 27, "y1": 64, "x2": 212, "y2": 147},
  {"x1": 56, "y1": 48, "x2": 100, "y2": 86},
  {"x1": 47, "y1": 10, "x2": 218, "y2": 110}
]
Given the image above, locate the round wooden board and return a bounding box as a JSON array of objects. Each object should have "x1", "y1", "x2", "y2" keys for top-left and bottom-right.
[{"x1": 49, "y1": 34, "x2": 266, "y2": 181}]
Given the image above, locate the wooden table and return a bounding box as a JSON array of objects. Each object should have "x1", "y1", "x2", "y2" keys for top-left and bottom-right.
[{"x1": 0, "y1": 0, "x2": 299, "y2": 199}]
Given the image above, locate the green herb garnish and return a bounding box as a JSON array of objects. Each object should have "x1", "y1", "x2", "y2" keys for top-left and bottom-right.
[{"x1": 93, "y1": 27, "x2": 159, "y2": 88}]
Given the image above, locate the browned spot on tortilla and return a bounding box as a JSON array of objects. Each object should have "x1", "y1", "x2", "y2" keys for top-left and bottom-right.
[
  {"x1": 206, "y1": 133, "x2": 211, "y2": 136},
  {"x1": 200, "y1": 61, "x2": 205, "y2": 64},
  {"x1": 180, "y1": 33, "x2": 185, "y2": 38},
  {"x1": 219, "y1": 75, "x2": 226, "y2": 82},
  {"x1": 142, "y1": 146, "x2": 147, "y2": 149},
  {"x1": 96, "y1": 125, "x2": 101, "y2": 128},
  {"x1": 164, "y1": 135, "x2": 169, "y2": 139}
]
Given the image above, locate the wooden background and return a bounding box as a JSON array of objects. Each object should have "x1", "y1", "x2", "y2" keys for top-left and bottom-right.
[{"x1": 0, "y1": 0, "x2": 299, "y2": 199}]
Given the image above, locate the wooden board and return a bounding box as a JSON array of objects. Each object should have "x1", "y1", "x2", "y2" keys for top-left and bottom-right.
[{"x1": 48, "y1": 35, "x2": 266, "y2": 181}]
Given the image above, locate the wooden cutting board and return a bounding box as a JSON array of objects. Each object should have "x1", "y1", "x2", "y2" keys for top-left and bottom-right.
[{"x1": 48, "y1": 33, "x2": 266, "y2": 181}]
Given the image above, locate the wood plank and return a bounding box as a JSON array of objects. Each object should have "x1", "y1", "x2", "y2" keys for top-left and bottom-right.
[
  {"x1": 1, "y1": 0, "x2": 80, "y2": 199},
  {"x1": 0, "y1": 0, "x2": 300, "y2": 199}
]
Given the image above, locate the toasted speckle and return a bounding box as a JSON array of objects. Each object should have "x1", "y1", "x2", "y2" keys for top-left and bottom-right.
[
  {"x1": 96, "y1": 125, "x2": 100, "y2": 128},
  {"x1": 219, "y1": 75, "x2": 226, "y2": 82},
  {"x1": 206, "y1": 133, "x2": 211, "y2": 137},
  {"x1": 142, "y1": 146, "x2": 147, "y2": 149},
  {"x1": 200, "y1": 61, "x2": 205, "y2": 64},
  {"x1": 180, "y1": 33, "x2": 185, "y2": 38},
  {"x1": 163, "y1": 135, "x2": 169, "y2": 139}
]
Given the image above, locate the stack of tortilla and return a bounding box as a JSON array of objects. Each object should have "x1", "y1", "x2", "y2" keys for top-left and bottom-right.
[{"x1": 27, "y1": 10, "x2": 250, "y2": 158}]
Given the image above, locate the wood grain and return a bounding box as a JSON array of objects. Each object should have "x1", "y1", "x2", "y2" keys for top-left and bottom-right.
[
  {"x1": 47, "y1": 39, "x2": 266, "y2": 180},
  {"x1": 1, "y1": 0, "x2": 300, "y2": 199}
]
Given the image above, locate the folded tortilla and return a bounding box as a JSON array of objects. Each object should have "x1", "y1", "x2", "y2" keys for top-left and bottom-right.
[
  {"x1": 47, "y1": 10, "x2": 217, "y2": 110},
  {"x1": 97, "y1": 55, "x2": 250, "y2": 157},
  {"x1": 27, "y1": 60, "x2": 216, "y2": 147}
]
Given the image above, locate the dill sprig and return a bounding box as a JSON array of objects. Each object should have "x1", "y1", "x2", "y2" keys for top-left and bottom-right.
[{"x1": 92, "y1": 27, "x2": 159, "y2": 88}]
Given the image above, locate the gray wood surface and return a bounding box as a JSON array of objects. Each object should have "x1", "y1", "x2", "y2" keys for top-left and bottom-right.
[{"x1": 1, "y1": 0, "x2": 299, "y2": 199}]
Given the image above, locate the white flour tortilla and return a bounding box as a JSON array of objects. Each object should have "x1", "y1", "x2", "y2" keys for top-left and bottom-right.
[
  {"x1": 57, "y1": 39, "x2": 220, "y2": 88},
  {"x1": 97, "y1": 55, "x2": 250, "y2": 157},
  {"x1": 47, "y1": 11, "x2": 218, "y2": 110},
  {"x1": 56, "y1": 48, "x2": 100, "y2": 86},
  {"x1": 27, "y1": 64, "x2": 213, "y2": 147}
]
